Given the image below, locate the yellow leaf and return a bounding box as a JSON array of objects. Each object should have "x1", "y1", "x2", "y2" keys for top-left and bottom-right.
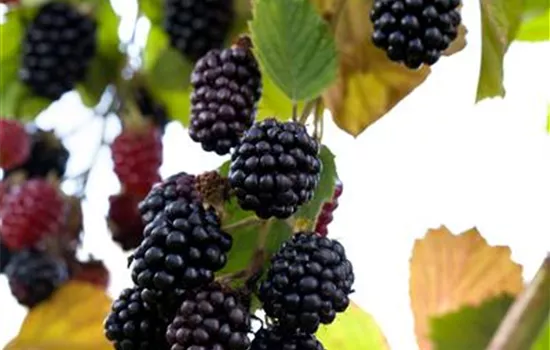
[
  {"x1": 317, "y1": 302, "x2": 390, "y2": 350},
  {"x1": 410, "y1": 226, "x2": 524, "y2": 350},
  {"x1": 313, "y1": 0, "x2": 467, "y2": 136},
  {"x1": 323, "y1": 38, "x2": 430, "y2": 136},
  {"x1": 5, "y1": 282, "x2": 113, "y2": 350}
]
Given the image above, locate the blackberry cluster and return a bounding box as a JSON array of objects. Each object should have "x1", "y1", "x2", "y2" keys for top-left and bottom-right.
[
  {"x1": 5, "y1": 249, "x2": 68, "y2": 307},
  {"x1": 104, "y1": 286, "x2": 168, "y2": 350},
  {"x1": 259, "y1": 233, "x2": 354, "y2": 333},
  {"x1": 5, "y1": 126, "x2": 69, "y2": 179},
  {"x1": 189, "y1": 39, "x2": 262, "y2": 155},
  {"x1": 165, "y1": 282, "x2": 251, "y2": 350},
  {"x1": 135, "y1": 87, "x2": 170, "y2": 133},
  {"x1": 131, "y1": 198, "x2": 232, "y2": 296},
  {"x1": 229, "y1": 119, "x2": 322, "y2": 219},
  {"x1": 164, "y1": 0, "x2": 235, "y2": 62},
  {"x1": 251, "y1": 326, "x2": 324, "y2": 350},
  {"x1": 138, "y1": 172, "x2": 200, "y2": 225},
  {"x1": 370, "y1": 0, "x2": 461, "y2": 69},
  {"x1": 20, "y1": 2, "x2": 96, "y2": 100}
]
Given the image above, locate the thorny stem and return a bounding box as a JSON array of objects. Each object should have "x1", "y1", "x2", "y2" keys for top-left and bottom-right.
[{"x1": 487, "y1": 254, "x2": 550, "y2": 350}]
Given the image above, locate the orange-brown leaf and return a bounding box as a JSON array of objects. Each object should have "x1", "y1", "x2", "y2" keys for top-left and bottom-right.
[
  {"x1": 410, "y1": 226, "x2": 524, "y2": 350},
  {"x1": 313, "y1": 0, "x2": 466, "y2": 137},
  {"x1": 5, "y1": 282, "x2": 112, "y2": 350}
]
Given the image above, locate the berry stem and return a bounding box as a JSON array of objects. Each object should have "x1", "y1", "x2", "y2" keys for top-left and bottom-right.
[
  {"x1": 313, "y1": 97, "x2": 324, "y2": 141},
  {"x1": 222, "y1": 216, "x2": 263, "y2": 233},
  {"x1": 292, "y1": 101, "x2": 298, "y2": 122}
]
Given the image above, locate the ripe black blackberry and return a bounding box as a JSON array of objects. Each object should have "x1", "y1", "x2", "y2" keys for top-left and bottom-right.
[
  {"x1": 165, "y1": 282, "x2": 252, "y2": 350},
  {"x1": 258, "y1": 232, "x2": 354, "y2": 334},
  {"x1": 104, "y1": 286, "x2": 168, "y2": 350},
  {"x1": 370, "y1": 0, "x2": 461, "y2": 69},
  {"x1": 20, "y1": 2, "x2": 97, "y2": 100},
  {"x1": 132, "y1": 198, "x2": 232, "y2": 297},
  {"x1": 5, "y1": 126, "x2": 69, "y2": 179},
  {"x1": 5, "y1": 249, "x2": 68, "y2": 307},
  {"x1": 138, "y1": 172, "x2": 201, "y2": 225},
  {"x1": 251, "y1": 326, "x2": 324, "y2": 350},
  {"x1": 228, "y1": 119, "x2": 321, "y2": 219},
  {"x1": 164, "y1": 0, "x2": 235, "y2": 62},
  {"x1": 189, "y1": 37, "x2": 262, "y2": 155}
]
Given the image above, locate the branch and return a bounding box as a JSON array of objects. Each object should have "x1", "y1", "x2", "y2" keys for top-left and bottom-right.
[{"x1": 487, "y1": 253, "x2": 550, "y2": 350}]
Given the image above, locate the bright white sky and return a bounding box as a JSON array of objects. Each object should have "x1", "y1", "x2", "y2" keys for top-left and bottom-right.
[{"x1": 1, "y1": 1, "x2": 550, "y2": 349}]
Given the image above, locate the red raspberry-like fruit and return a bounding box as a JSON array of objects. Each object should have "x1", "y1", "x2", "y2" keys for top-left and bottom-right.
[
  {"x1": 0, "y1": 119, "x2": 31, "y2": 170},
  {"x1": 107, "y1": 192, "x2": 145, "y2": 251},
  {"x1": 315, "y1": 179, "x2": 343, "y2": 237},
  {"x1": 111, "y1": 126, "x2": 163, "y2": 196},
  {"x1": 0, "y1": 180, "x2": 65, "y2": 249}
]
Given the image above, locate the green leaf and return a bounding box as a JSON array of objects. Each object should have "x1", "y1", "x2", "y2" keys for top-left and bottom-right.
[
  {"x1": 250, "y1": 0, "x2": 338, "y2": 101},
  {"x1": 0, "y1": 57, "x2": 20, "y2": 96},
  {"x1": 292, "y1": 145, "x2": 337, "y2": 231},
  {"x1": 317, "y1": 302, "x2": 389, "y2": 350},
  {"x1": 516, "y1": 9, "x2": 550, "y2": 42},
  {"x1": 477, "y1": 0, "x2": 524, "y2": 101},
  {"x1": 0, "y1": 81, "x2": 26, "y2": 117},
  {"x1": 76, "y1": 56, "x2": 116, "y2": 107},
  {"x1": 148, "y1": 86, "x2": 191, "y2": 126},
  {"x1": 16, "y1": 94, "x2": 51, "y2": 119},
  {"x1": 546, "y1": 106, "x2": 550, "y2": 134},
  {"x1": 430, "y1": 294, "x2": 515, "y2": 350},
  {"x1": 144, "y1": 25, "x2": 170, "y2": 74},
  {"x1": 523, "y1": 0, "x2": 549, "y2": 17},
  {"x1": 217, "y1": 161, "x2": 292, "y2": 275},
  {"x1": 0, "y1": 10, "x2": 23, "y2": 61},
  {"x1": 139, "y1": 0, "x2": 162, "y2": 24},
  {"x1": 532, "y1": 320, "x2": 549, "y2": 350},
  {"x1": 257, "y1": 72, "x2": 301, "y2": 121},
  {"x1": 146, "y1": 47, "x2": 193, "y2": 90},
  {"x1": 96, "y1": 0, "x2": 122, "y2": 62}
]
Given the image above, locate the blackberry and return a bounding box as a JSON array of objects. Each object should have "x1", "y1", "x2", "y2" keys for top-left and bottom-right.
[
  {"x1": 0, "y1": 238, "x2": 12, "y2": 273},
  {"x1": 135, "y1": 87, "x2": 170, "y2": 133},
  {"x1": 20, "y1": 2, "x2": 96, "y2": 100},
  {"x1": 164, "y1": 0, "x2": 235, "y2": 62},
  {"x1": 5, "y1": 126, "x2": 69, "y2": 179},
  {"x1": 0, "y1": 119, "x2": 31, "y2": 171},
  {"x1": 165, "y1": 282, "x2": 251, "y2": 350},
  {"x1": 251, "y1": 326, "x2": 324, "y2": 350},
  {"x1": 111, "y1": 125, "x2": 163, "y2": 196},
  {"x1": 138, "y1": 172, "x2": 200, "y2": 225},
  {"x1": 314, "y1": 180, "x2": 343, "y2": 237},
  {"x1": 104, "y1": 286, "x2": 168, "y2": 350},
  {"x1": 131, "y1": 198, "x2": 232, "y2": 297},
  {"x1": 5, "y1": 249, "x2": 68, "y2": 307},
  {"x1": 228, "y1": 119, "x2": 321, "y2": 219},
  {"x1": 108, "y1": 192, "x2": 146, "y2": 251},
  {"x1": 370, "y1": 0, "x2": 462, "y2": 69},
  {"x1": 189, "y1": 37, "x2": 262, "y2": 155},
  {"x1": 258, "y1": 233, "x2": 354, "y2": 334}
]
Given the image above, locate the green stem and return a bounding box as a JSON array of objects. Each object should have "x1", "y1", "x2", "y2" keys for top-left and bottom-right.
[
  {"x1": 487, "y1": 254, "x2": 550, "y2": 350},
  {"x1": 222, "y1": 216, "x2": 263, "y2": 233},
  {"x1": 292, "y1": 101, "x2": 298, "y2": 122},
  {"x1": 312, "y1": 97, "x2": 324, "y2": 141}
]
